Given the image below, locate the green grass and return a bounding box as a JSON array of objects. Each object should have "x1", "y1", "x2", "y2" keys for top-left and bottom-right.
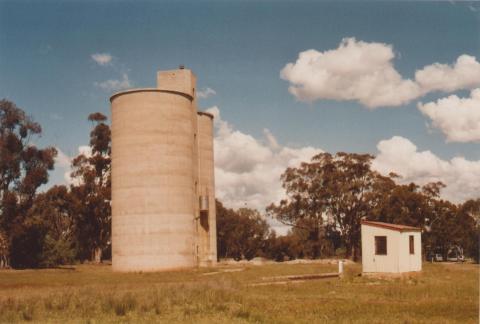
[{"x1": 0, "y1": 262, "x2": 478, "y2": 323}]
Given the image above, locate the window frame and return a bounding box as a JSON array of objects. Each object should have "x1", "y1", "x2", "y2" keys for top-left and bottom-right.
[
  {"x1": 375, "y1": 236, "x2": 387, "y2": 255},
  {"x1": 409, "y1": 235, "x2": 415, "y2": 255}
]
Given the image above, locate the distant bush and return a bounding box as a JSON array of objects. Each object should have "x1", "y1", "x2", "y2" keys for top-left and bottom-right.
[{"x1": 40, "y1": 235, "x2": 75, "y2": 268}]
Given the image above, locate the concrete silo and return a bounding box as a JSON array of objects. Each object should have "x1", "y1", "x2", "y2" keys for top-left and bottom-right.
[{"x1": 110, "y1": 67, "x2": 216, "y2": 272}]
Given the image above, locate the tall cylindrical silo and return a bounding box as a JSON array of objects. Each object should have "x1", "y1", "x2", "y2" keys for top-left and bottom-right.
[
  {"x1": 197, "y1": 112, "x2": 217, "y2": 265},
  {"x1": 111, "y1": 69, "x2": 197, "y2": 271}
]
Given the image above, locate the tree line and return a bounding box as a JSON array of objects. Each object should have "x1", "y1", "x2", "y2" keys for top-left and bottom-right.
[
  {"x1": 0, "y1": 99, "x2": 478, "y2": 268},
  {"x1": 0, "y1": 100, "x2": 110, "y2": 268},
  {"x1": 218, "y1": 154, "x2": 479, "y2": 263}
]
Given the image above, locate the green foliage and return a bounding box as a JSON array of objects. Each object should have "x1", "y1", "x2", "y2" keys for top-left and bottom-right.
[
  {"x1": 1, "y1": 100, "x2": 477, "y2": 268},
  {"x1": 70, "y1": 113, "x2": 111, "y2": 263},
  {"x1": 216, "y1": 200, "x2": 270, "y2": 260},
  {"x1": 468, "y1": 227, "x2": 480, "y2": 263},
  {"x1": 32, "y1": 185, "x2": 76, "y2": 268},
  {"x1": 267, "y1": 152, "x2": 388, "y2": 261},
  {"x1": 264, "y1": 232, "x2": 302, "y2": 261},
  {"x1": 457, "y1": 199, "x2": 480, "y2": 262},
  {"x1": 40, "y1": 235, "x2": 75, "y2": 268},
  {"x1": 377, "y1": 187, "x2": 479, "y2": 262},
  {"x1": 0, "y1": 99, "x2": 56, "y2": 268},
  {"x1": 6, "y1": 185, "x2": 76, "y2": 268},
  {"x1": 9, "y1": 222, "x2": 46, "y2": 268},
  {"x1": 267, "y1": 152, "x2": 479, "y2": 262}
]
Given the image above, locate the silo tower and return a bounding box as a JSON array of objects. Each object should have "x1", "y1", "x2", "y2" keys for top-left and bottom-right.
[{"x1": 110, "y1": 67, "x2": 216, "y2": 272}]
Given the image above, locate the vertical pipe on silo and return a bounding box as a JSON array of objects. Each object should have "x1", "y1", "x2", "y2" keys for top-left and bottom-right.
[
  {"x1": 191, "y1": 85, "x2": 199, "y2": 265},
  {"x1": 197, "y1": 112, "x2": 217, "y2": 266}
]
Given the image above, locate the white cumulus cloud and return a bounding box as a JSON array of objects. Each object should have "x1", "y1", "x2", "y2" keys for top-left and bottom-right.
[
  {"x1": 206, "y1": 106, "x2": 322, "y2": 213},
  {"x1": 418, "y1": 89, "x2": 480, "y2": 143},
  {"x1": 263, "y1": 128, "x2": 280, "y2": 150},
  {"x1": 91, "y1": 53, "x2": 113, "y2": 66},
  {"x1": 372, "y1": 136, "x2": 480, "y2": 203},
  {"x1": 54, "y1": 146, "x2": 92, "y2": 185},
  {"x1": 55, "y1": 148, "x2": 71, "y2": 169},
  {"x1": 280, "y1": 38, "x2": 421, "y2": 109},
  {"x1": 54, "y1": 147, "x2": 73, "y2": 184},
  {"x1": 94, "y1": 73, "x2": 131, "y2": 92},
  {"x1": 78, "y1": 145, "x2": 92, "y2": 158},
  {"x1": 197, "y1": 87, "x2": 216, "y2": 99},
  {"x1": 415, "y1": 55, "x2": 480, "y2": 94},
  {"x1": 281, "y1": 38, "x2": 480, "y2": 109}
]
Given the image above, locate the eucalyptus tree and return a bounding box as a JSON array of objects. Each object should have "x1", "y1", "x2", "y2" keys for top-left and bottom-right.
[
  {"x1": 456, "y1": 199, "x2": 479, "y2": 262},
  {"x1": 216, "y1": 200, "x2": 270, "y2": 261},
  {"x1": 70, "y1": 113, "x2": 111, "y2": 263},
  {"x1": 0, "y1": 99, "x2": 56, "y2": 267},
  {"x1": 267, "y1": 152, "x2": 389, "y2": 261},
  {"x1": 28, "y1": 185, "x2": 76, "y2": 267}
]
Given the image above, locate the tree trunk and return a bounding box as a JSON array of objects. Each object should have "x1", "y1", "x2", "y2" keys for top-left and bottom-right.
[
  {"x1": 345, "y1": 241, "x2": 352, "y2": 259},
  {"x1": 92, "y1": 247, "x2": 102, "y2": 263},
  {"x1": 0, "y1": 256, "x2": 9, "y2": 269},
  {"x1": 352, "y1": 245, "x2": 360, "y2": 262}
]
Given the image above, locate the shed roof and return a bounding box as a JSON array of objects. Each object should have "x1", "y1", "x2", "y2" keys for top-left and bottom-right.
[{"x1": 361, "y1": 220, "x2": 422, "y2": 232}]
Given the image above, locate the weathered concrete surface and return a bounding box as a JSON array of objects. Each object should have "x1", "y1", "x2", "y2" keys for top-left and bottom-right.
[
  {"x1": 157, "y1": 69, "x2": 196, "y2": 98},
  {"x1": 197, "y1": 112, "x2": 217, "y2": 266},
  {"x1": 111, "y1": 68, "x2": 217, "y2": 272}
]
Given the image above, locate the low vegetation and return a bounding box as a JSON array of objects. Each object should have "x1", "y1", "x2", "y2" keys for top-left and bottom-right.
[{"x1": 0, "y1": 262, "x2": 477, "y2": 323}]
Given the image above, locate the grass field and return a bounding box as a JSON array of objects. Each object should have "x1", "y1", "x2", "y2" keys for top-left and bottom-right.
[{"x1": 0, "y1": 261, "x2": 478, "y2": 323}]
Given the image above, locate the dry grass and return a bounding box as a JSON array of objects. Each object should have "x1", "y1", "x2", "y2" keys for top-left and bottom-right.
[{"x1": 0, "y1": 262, "x2": 478, "y2": 323}]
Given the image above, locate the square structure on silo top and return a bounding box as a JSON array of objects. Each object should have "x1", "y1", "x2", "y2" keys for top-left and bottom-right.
[{"x1": 157, "y1": 68, "x2": 196, "y2": 98}]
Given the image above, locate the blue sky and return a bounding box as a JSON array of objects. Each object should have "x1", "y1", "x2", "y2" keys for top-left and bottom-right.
[{"x1": 1, "y1": 1, "x2": 479, "y2": 216}]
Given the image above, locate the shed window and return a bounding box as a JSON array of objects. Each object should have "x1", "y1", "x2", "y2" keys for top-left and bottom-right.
[
  {"x1": 409, "y1": 235, "x2": 414, "y2": 254},
  {"x1": 375, "y1": 236, "x2": 387, "y2": 255}
]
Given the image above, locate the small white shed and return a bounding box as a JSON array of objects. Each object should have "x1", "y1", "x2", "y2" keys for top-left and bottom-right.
[{"x1": 361, "y1": 220, "x2": 422, "y2": 274}]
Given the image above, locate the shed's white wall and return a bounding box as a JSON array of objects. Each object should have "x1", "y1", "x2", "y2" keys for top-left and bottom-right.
[
  {"x1": 361, "y1": 224, "x2": 422, "y2": 273},
  {"x1": 398, "y1": 231, "x2": 422, "y2": 272},
  {"x1": 361, "y1": 225, "x2": 399, "y2": 273}
]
